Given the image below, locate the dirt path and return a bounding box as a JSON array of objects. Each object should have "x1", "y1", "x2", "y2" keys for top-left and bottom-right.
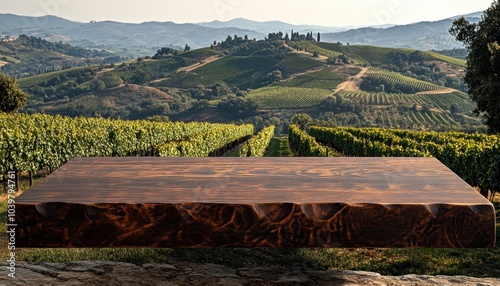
[
  {"x1": 178, "y1": 55, "x2": 220, "y2": 73},
  {"x1": 334, "y1": 67, "x2": 369, "y2": 93},
  {"x1": 416, "y1": 88, "x2": 457, "y2": 95},
  {"x1": 149, "y1": 55, "x2": 221, "y2": 84},
  {"x1": 0, "y1": 61, "x2": 8, "y2": 67},
  {"x1": 96, "y1": 67, "x2": 116, "y2": 76}
]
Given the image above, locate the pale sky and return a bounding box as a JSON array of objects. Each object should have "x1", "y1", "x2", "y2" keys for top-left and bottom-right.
[{"x1": 0, "y1": 0, "x2": 493, "y2": 27}]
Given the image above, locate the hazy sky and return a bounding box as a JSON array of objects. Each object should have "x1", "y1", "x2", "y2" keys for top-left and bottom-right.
[{"x1": 0, "y1": 0, "x2": 493, "y2": 27}]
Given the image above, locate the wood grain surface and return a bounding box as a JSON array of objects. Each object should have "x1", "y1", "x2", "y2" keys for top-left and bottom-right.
[{"x1": 15, "y1": 157, "x2": 496, "y2": 248}]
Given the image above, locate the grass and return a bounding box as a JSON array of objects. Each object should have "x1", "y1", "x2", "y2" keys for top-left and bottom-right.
[
  {"x1": 1, "y1": 170, "x2": 498, "y2": 278},
  {"x1": 264, "y1": 137, "x2": 294, "y2": 157}
]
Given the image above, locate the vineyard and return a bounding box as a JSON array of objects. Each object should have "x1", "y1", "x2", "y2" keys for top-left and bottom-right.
[
  {"x1": 160, "y1": 56, "x2": 279, "y2": 88},
  {"x1": 280, "y1": 53, "x2": 323, "y2": 73},
  {"x1": 311, "y1": 42, "x2": 466, "y2": 68},
  {"x1": 309, "y1": 126, "x2": 500, "y2": 199},
  {"x1": 0, "y1": 113, "x2": 254, "y2": 176},
  {"x1": 277, "y1": 67, "x2": 347, "y2": 89},
  {"x1": 288, "y1": 124, "x2": 331, "y2": 157},
  {"x1": 239, "y1": 125, "x2": 275, "y2": 157},
  {"x1": 363, "y1": 69, "x2": 446, "y2": 93},
  {"x1": 338, "y1": 90, "x2": 474, "y2": 110},
  {"x1": 247, "y1": 86, "x2": 331, "y2": 109}
]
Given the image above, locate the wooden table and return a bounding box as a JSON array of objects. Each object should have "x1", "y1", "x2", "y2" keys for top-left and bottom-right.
[{"x1": 15, "y1": 157, "x2": 496, "y2": 248}]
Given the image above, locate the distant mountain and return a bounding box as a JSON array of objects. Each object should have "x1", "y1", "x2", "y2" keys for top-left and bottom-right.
[
  {"x1": 0, "y1": 11, "x2": 485, "y2": 53},
  {"x1": 0, "y1": 14, "x2": 80, "y2": 33},
  {"x1": 321, "y1": 13, "x2": 482, "y2": 50},
  {"x1": 0, "y1": 14, "x2": 265, "y2": 54}
]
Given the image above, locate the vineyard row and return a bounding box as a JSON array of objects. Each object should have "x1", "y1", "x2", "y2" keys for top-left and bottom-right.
[{"x1": 310, "y1": 126, "x2": 500, "y2": 198}]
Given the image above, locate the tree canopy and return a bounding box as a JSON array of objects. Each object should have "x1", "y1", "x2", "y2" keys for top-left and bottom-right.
[
  {"x1": 450, "y1": 1, "x2": 500, "y2": 133},
  {"x1": 0, "y1": 73, "x2": 28, "y2": 113}
]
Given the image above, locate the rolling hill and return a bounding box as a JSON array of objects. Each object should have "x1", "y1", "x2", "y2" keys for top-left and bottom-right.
[
  {"x1": 18, "y1": 36, "x2": 483, "y2": 132},
  {"x1": 0, "y1": 34, "x2": 118, "y2": 77}
]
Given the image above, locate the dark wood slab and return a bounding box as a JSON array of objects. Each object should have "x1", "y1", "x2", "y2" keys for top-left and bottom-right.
[{"x1": 15, "y1": 157, "x2": 496, "y2": 248}]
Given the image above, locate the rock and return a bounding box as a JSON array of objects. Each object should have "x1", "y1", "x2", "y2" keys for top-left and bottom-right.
[{"x1": 0, "y1": 261, "x2": 499, "y2": 286}]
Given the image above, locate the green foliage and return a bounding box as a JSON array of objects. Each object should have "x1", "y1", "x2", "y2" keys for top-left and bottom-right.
[
  {"x1": 338, "y1": 90, "x2": 476, "y2": 116},
  {"x1": 288, "y1": 124, "x2": 330, "y2": 156},
  {"x1": 100, "y1": 75, "x2": 123, "y2": 88},
  {"x1": 310, "y1": 126, "x2": 500, "y2": 198},
  {"x1": 157, "y1": 124, "x2": 253, "y2": 157},
  {"x1": 262, "y1": 70, "x2": 282, "y2": 85},
  {"x1": 16, "y1": 35, "x2": 109, "y2": 58},
  {"x1": 291, "y1": 113, "x2": 313, "y2": 130},
  {"x1": 0, "y1": 35, "x2": 117, "y2": 78},
  {"x1": 361, "y1": 69, "x2": 446, "y2": 93},
  {"x1": 239, "y1": 125, "x2": 275, "y2": 157},
  {"x1": 247, "y1": 86, "x2": 331, "y2": 109},
  {"x1": 0, "y1": 113, "x2": 253, "y2": 173},
  {"x1": 450, "y1": 1, "x2": 500, "y2": 133},
  {"x1": 0, "y1": 73, "x2": 28, "y2": 112},
  {"x1": 280, "y1": 53, "x2": 323, "y2": 72},
  {"x1": 216, "y1": 95, "x2": 260, "y2": 118},
  {"x1": 424, "y1": 51, "x2": 466, "y2": 67}
]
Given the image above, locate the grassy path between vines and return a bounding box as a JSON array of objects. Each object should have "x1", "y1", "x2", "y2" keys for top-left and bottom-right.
[{"x1": 264, "y1": 137, "x2": 294, "y2": 157}]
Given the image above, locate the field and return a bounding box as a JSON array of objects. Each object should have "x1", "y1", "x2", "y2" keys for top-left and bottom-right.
[
  {"x1": 247, "y1": 86, "x2": 332, "y2": 109},
  {"x1": 277, "y1": 67, "x2": 347, "y2": 89},
  {"x1": 339, "y1": 90, "x2": 475, "y2": 111},
  {"x1": 364, "y1": 68, "x2": 447, "y2": 92},
  {"x1": 18, "y1": 66, "x2": 100, "y2": 88},
  {"x1": 160, "y1": 56, "x2": 279, "y2": 88},
  {"x1": 280, "y1": 53, "x2": 323, "y2": 73},
  {"x1": 307, "y1": 42, "x2": 466, "y2": 68}
]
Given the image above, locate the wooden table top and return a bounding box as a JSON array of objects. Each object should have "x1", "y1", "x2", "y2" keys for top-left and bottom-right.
[{"x1": 19, "y1": 157, "x2": 491, "y2": 206}]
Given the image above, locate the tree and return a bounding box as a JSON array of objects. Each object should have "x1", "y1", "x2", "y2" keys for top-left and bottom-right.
[
  {"x1": 291, "y1": 113, "x2": 313, "y2": 130},
  {"x1": 450, "y1": 1, "x2": 500, "y2": 133},
  {"x1": 216, "y1": 95, "x2": 259, "y2": 117},
  {"x1": 317, "y1": 32, "x2": 321, "y2": 42},
  {"x1": 0, "y1": 73, "x2": 29, "y2": 113},
  {"x1": 262, "y1": 70, "x2": 282, "y2": 85},
  {"x1": 184, "y1": 44, "x2": 191, "y2": 52}
]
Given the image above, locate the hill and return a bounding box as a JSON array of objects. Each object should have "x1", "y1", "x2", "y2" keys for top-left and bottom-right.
[
  {"x1": 321, "y1": 13, "x2": 482, "y2": 51},
  {"x1": 19, "y1": 36, "x2": 483, "y2": 132},
  {"x1": 0, "y1": 34, "x2": 118, "y2": 77}
]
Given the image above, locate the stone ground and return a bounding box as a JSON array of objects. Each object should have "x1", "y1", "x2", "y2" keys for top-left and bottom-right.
[{"x1": 0, "y1": 261, "x2": 499, "y2": 285}]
